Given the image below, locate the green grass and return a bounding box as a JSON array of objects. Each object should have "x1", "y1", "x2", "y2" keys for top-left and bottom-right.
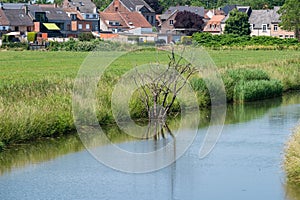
[
  {"x1": 0, "y1": 49, "x2": 299, "y2": 147},
  {"x1": 285, "y1": 125, "x2": 300, "y2": 186}
]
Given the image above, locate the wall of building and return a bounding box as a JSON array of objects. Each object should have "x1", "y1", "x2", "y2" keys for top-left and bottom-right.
[
  {"x1": 270, "y1": 24, "x2": 295, "y2": 38},
  {"x1": 160, "y1": 13, "x2": 177, "y2": 34}
]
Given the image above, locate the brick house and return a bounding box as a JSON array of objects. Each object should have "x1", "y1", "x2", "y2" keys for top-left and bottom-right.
[
  {"x1": 99, "y1": 11, "x2": 152, "y2": 34},
  {"x1": 159, "y1": 6, "x2": 205, "y2": 34},
  {"x1": 203, "y1": 15, "x2": 226, "y2": 35},
  {"x1": 63, "y1": 0, "x2": 99, "y2": 32},
  {"x1": 104, "y1": 0, "x2": 156, "y2": 26}
]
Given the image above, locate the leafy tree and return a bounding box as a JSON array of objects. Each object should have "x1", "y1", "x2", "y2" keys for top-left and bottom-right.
[
  {"x1": 145, "y1": 0, "x2": 164, "y2": 13},
  {"x1": 224, "y1": 9, "x2": 250, "y2": 36},
  {"x1": 92, "y1": 0, "x2": 112, "y2": 11},
  {"x1": 174, "y1": 11, "x2": 204, "y2": 35},
  {"x1": 278, "y1": 0, "x2": 300, "y2": 41}
]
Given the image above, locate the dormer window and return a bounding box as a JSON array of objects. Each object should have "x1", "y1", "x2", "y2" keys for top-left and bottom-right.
[{"x1": 109, "y1": 21, "x2": 120, "y2": 26}]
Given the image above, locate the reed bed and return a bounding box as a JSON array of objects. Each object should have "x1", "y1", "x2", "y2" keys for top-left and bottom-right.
[{"x1": 285, "y1": 125, "x2": 300, "y2": 186}]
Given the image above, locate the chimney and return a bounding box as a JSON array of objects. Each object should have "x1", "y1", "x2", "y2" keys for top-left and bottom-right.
[{"x1": 114, "y1": 0, "x2": 119, "y2": 12}]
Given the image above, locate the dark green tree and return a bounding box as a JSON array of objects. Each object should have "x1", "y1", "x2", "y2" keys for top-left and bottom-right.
[
  {"x1": 224, "y1": 9, "x2": 251, "y2": 36},
  {"x1": 278, "y1": 0, "x2": 300, "y2": 41}
]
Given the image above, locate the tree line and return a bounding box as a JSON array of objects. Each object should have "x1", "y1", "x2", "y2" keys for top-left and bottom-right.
[{"x1": 1, "y1": 0, "x2": 286, "y2": 12}]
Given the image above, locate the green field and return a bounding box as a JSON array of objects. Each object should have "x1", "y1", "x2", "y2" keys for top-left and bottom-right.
[{"x1": 0, "y1": 49, "x2": 299, "y2": 147}]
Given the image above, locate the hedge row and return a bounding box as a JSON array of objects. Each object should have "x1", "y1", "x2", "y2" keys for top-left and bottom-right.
[
  {"x1": 192, "y1": 33, "x2": 299, "y2": 47},
  {"x1": 47, "y1": 39, "x2": 135, "y2": 52}
]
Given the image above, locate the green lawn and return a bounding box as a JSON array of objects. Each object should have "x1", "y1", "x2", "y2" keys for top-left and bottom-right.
[{"x1": 0, "y1": 49, "x2": 299, "y2": 147}]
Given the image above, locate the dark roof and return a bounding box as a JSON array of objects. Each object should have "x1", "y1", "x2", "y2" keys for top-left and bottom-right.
[
  {"x1": 120, "y1": 0, "x2": 154, "y2": 12},
  {"x1": 41, "y1": 7, "x2": 70, "y2": 21},
  {"x1": 249, "y1": 7, "x2": 282, "y2": 27},
  {"x1": 3, "y1": 9, "x2": 33, "y2": 26},
  {"x1": 221, "y1": 5, "x2": 237, "y2": 15},
  {"x1": 0, "y1": 9, "x2": 9, "y2": 26},
  {"x1": 162, "y1": 6, "x2": 205, "y2": 19},
  {"x1": 66, "y1": 0, "x2": 96, "y2": 13},
  {"x1": 28, "y1": 5, "x2": 70, "y2": 21},
  {"x1": 2, "y1": 3, "x2": 27, "y2": 10}
]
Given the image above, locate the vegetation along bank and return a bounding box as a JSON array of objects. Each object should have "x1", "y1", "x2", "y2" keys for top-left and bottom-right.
[{"x1": 0, "y1": 49, "x2": 299, "y2": 149}]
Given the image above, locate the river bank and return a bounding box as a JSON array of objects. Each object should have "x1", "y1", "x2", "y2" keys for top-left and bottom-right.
[
  {"x1": 0, "y1": 92, "x2": 299, "y2": 200},
  {"x1": 0, "y1": 49, "x2": 299, "y2": 149},
  {"x1": 285, "y1": 124, "x2": 300, "y2": 186}
]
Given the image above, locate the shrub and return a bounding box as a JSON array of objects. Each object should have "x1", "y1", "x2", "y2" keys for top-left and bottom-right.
[
  {"x1": 78, "y1": 32, "x2": 95, "y2": 41},
  {"x1": 285, "y1": 125, "x2": 300, "y2": 186},
  {"x1": 27, "y1": 32, "x2": 37, "y2": 42},
  {"x1": 192, "y1": 32, "x2": 299, "y2": 48},
  {"x1": 226, "y1": 69, "x2": 270, "y2": 82},
  {"x1": 234, "y1": 80, "x2": 283, "y2": 102}
]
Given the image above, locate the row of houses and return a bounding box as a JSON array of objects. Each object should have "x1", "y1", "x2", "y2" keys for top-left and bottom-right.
[
  {"x1": 202, "y1": 5, "x2": 294, "y2": 38},
  {"x1": 0, "y1": 0, "x2": 296, "y2": 42}
]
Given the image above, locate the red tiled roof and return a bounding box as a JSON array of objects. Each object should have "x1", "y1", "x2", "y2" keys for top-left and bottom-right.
[
  {"x1": 206, "y1": 15, "x2": 225, "y2": 25},
  {"x1": 100, "y1": 11, "x2": 152, "y2": 29},
  {"x1": 0, "y1": 9, "x2": 9, "y2": 26},
  {"x1": 100, "y1": 12, "x2": 127, "y2": 28},
  {"x1": 120, "y1": 12, "x2": 152, "y2": 28}
]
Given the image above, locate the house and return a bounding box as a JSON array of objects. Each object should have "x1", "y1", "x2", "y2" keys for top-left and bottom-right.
[
  {"x1": 249, "y1": 7, "x2": 295, "y2": 38},
  {"x1": 220, "y1": 6, "x2": 252, "y2": 34},
  {"x1": 159, "y1": 5, "x2": 205, "y2": 34},
  {"x1": 0, "y1": 7, "x2": 33, "y2": 33},
  {"x1": 203, "y1": 15, "x2": 226, "y2": 35},
  {"x1": 0, "y1": 8, "x2": 9, "y2": 35},
  {"x1": 63, "y1": 0, "x2": 99, "y2": 32},
  {"x1": 104, "y1": 0, "x2": 156, "y2": 26},
  {"x1": 99, "y1": 11, "x2": 152, "y2": 34},
  {"x1": 28, "y1": 5, "x2": 71, "y2": 37}
]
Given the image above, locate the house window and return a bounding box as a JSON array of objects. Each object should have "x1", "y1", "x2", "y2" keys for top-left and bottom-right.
[
  {"x1": 151, "y1": 15, "x2": 154, "y2": 24},
  {"x1": 78, "y1": 24, "x2": 82, "y2": 29},
  {"x1": 262, "y1": 24, "x2": 267, "y2": 32},
  {"x1": 115, "y1": 7, "x2": 118, "y2": 12},
  {"x1": 169, "y1": 20, "x2": 174, "y2": 25},
  {"x1": 213, "y1": 24, "x2": 216, "y2": 29},
  {"x1": 86, "y1": 14, "x2": 89, "y2": 19},
  {"x1": 93, "y1": 14, "x2": 97, "y2": 19},
  {"x1": 285, "y1": 35, "x2": 289, "y2": 38},
  {"x1": 2, "y1": 26, "x2": 6, "y2": 31},
  {"x1": 273, "y1": 25, "x2": 278, "y2": 31},
  {"x1": 146, "y1": 15, "x2": 149, "y2": 22},
  {"x1": 290, "y1": 35, "x2": 294, "y2": 38},
  {"x1": 86, "y1": 24, "x2": 90, "y2": 30},
  {"x1": 71, "y1": 14, "x2": 77, "y2": 21},
  {"x1": 15, "y1": 26, "x2": 19, "y2": 31},
  {"x1": 279, "y1": 35, "x2": 283, "y2": 38}
]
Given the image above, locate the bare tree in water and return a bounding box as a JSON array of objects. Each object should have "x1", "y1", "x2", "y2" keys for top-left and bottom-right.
[{"x1": 134, "y1": 48, "x2": 198, "y2": 139}]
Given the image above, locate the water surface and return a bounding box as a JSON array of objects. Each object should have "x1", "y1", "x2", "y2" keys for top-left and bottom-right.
[{"x1": 0, "y1": 93, "x2": 300, "y2": 200}]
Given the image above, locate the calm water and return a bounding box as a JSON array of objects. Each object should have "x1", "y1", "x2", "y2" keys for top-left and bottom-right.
[{"x1": 0, "y1": 93, "x2": 300, "y2": 200}]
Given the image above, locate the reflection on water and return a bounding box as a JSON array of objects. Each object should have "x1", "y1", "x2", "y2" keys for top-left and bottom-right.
[
  {"x1": 0, "y1": 92, "x2": 299, "y2": 199},
  {"x1": 0, "y1": 94, "x2": 290, "y2": 175},
  {"x1": 286, "y1": 184, "x2": 300, "y2": 200}
]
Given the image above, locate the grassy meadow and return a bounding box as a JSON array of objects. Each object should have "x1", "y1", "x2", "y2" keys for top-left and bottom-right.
[{"x1": 0, "y1": 49, "x2": 299, "y2": 147}]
